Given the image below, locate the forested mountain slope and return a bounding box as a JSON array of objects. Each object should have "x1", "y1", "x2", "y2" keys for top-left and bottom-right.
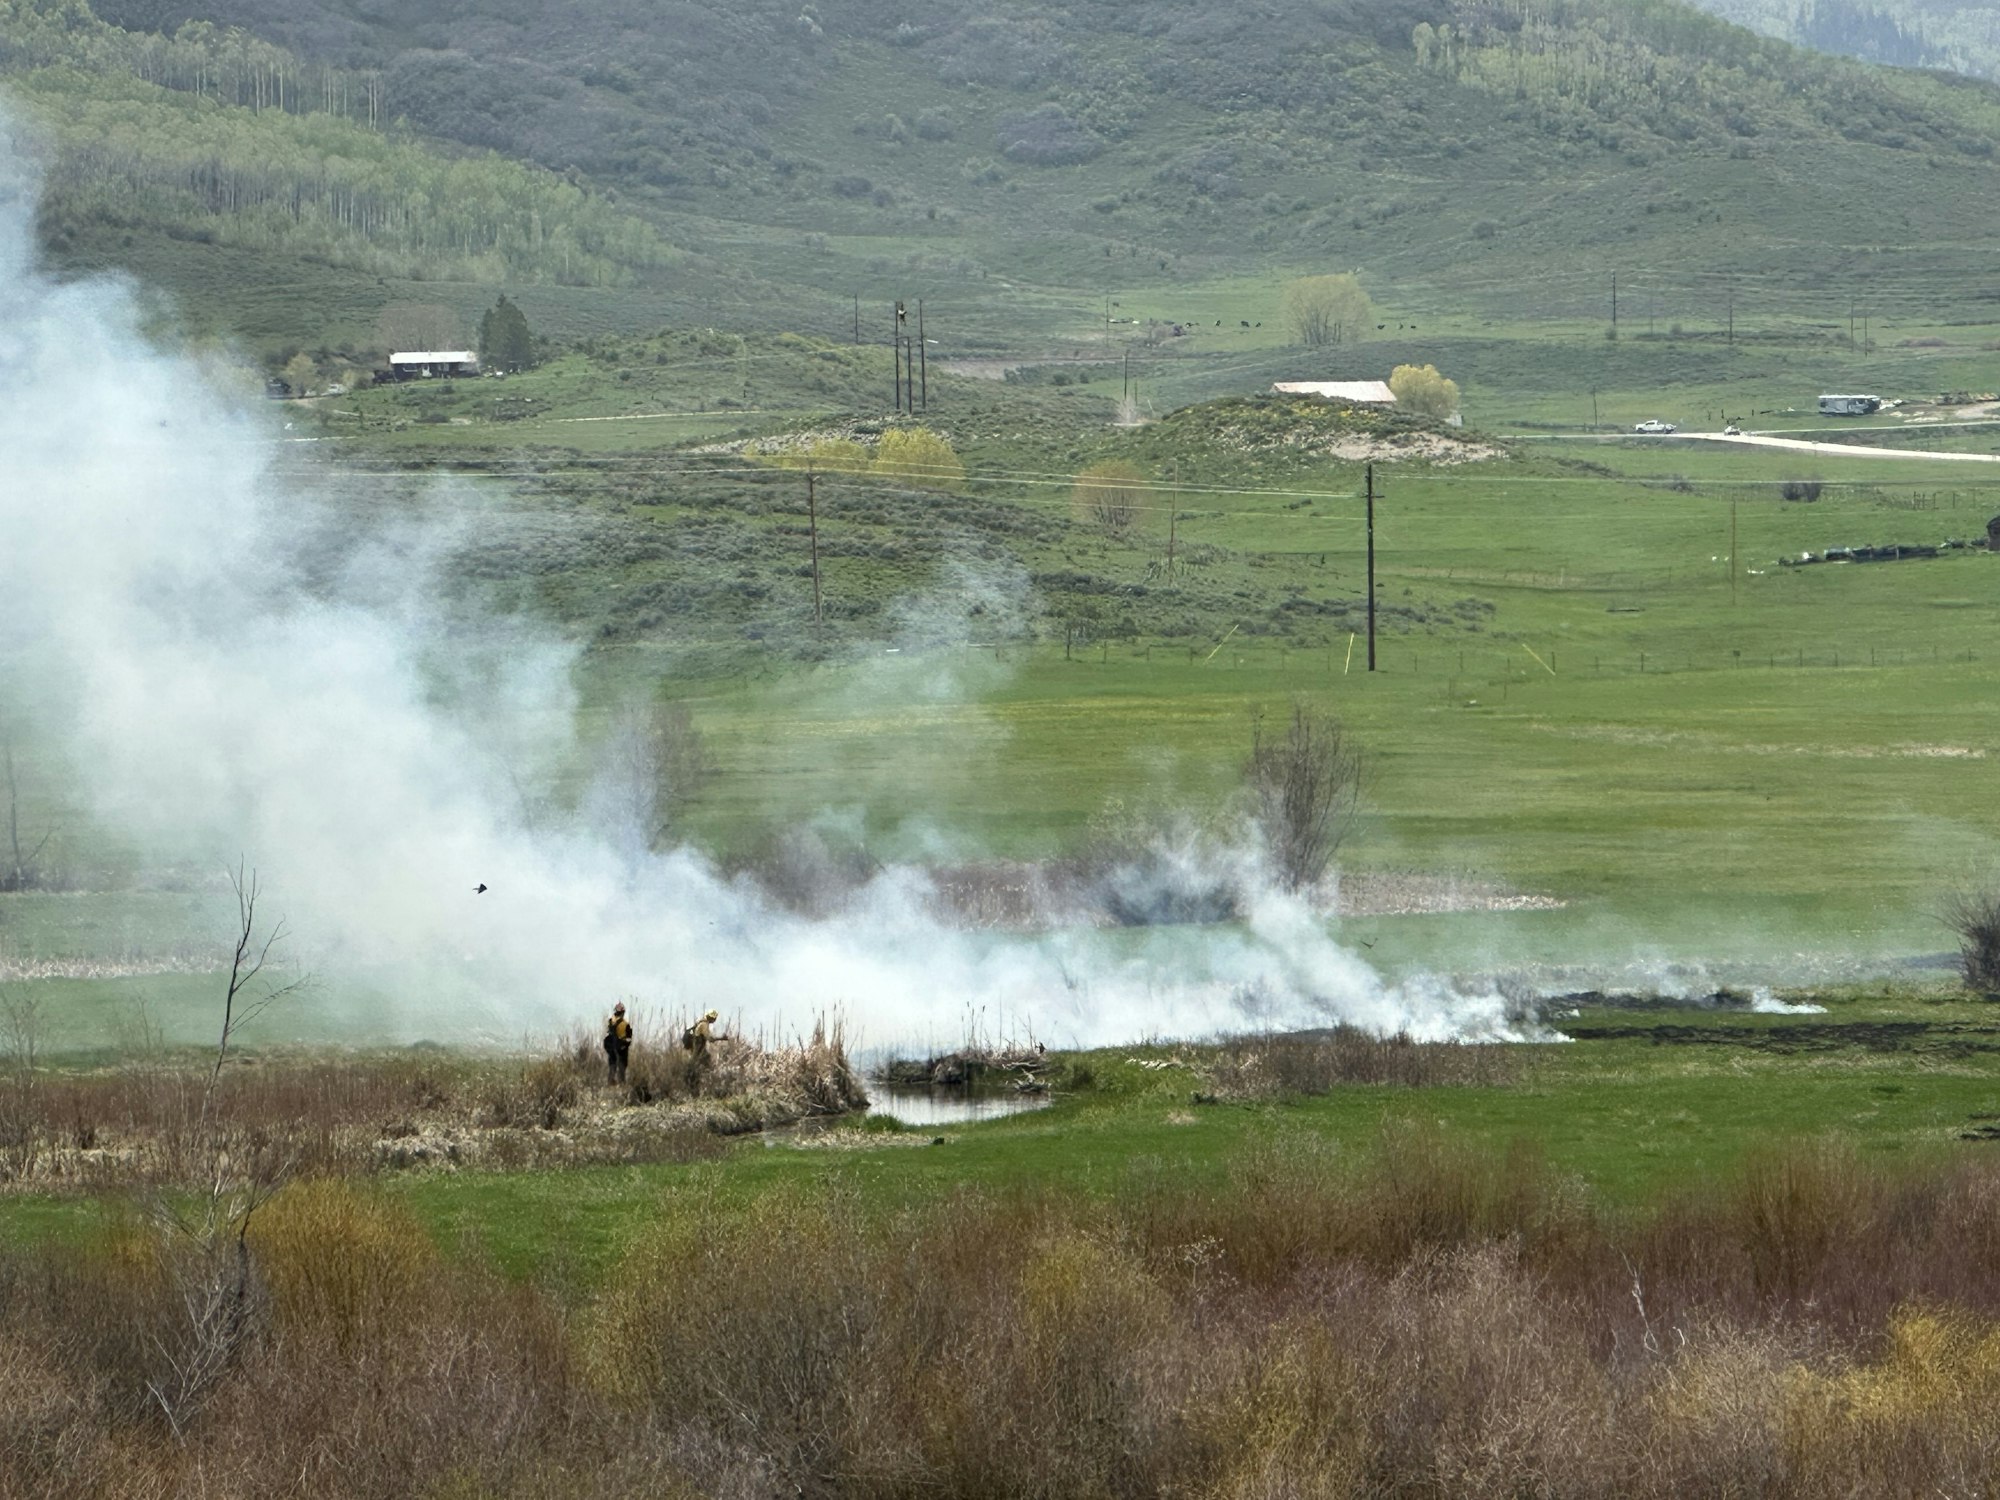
[
  {"x1": 12, "y1": 0, "x2": 2000, "y2": 352},
  {"x1": 1, "y1": 0, "x2": 675, "y2": 287},
  {"x1": 1688, "y1": 0, "x2": 2000, "y2": 81}
]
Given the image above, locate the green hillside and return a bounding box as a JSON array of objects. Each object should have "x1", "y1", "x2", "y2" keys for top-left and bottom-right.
[
  {"x1": 16, "y1": 0, "x2": 2000, "y2": 357},
  {"x1": 1691, "y1": 0, "x2": 2000, "y2": 80},
  {"x1": 0, "y1": 7, "x2": 678, "y2": 283}
]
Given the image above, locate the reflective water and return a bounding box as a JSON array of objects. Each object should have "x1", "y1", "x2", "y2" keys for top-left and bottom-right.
[{"x1": 863, "y1": 1085, "x2": 1051, "y2": 1128}]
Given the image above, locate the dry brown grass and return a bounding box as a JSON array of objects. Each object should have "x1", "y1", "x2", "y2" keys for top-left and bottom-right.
[
  {"x1": 1203, "y1": 1027, "x2": 1521, "y2": 1099},
  {"x1": 0, "y1": 1021, "x2": 860, "y2": 1191},
  {"x1": 21, "y1": 1126, "x2": 2000, "y2": 1493}
]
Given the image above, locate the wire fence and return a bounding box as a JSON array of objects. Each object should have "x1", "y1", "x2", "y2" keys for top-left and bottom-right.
[
  {"x1": 597, "y1": 633, "x2": 1986, "y2": 688},
  {"x1": 1043, "y1": 640, "x2": 1985, "y2": 679}
]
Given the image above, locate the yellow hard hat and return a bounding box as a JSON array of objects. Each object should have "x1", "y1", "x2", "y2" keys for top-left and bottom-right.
[{"x1": 703, "y1": 1009, "x2": 719, "y2": 1021}]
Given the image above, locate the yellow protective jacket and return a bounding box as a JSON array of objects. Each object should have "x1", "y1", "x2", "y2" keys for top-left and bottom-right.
[{"x1": 606, "y1": 1015, "x2": 633, "y2": 1045}]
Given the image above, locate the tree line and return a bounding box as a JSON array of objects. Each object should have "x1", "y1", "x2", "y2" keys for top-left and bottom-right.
[
  {"x1": 13, "y1": 62, "x2": 676, "y2": 285},
  {"x1": 1412, "y1": 0, "x2": 2000, "y2": 159},
  {"x1": 2, "y1": 0, "x2": 679, "y2": 286},
  {"x1": 0, "y1": 0, "x2": 384, "y2": 124}
]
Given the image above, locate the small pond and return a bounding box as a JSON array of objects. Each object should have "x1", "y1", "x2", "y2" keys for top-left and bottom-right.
[{"x1": 863, "y1": 1084, "x2": 1052, "y2": 1128}]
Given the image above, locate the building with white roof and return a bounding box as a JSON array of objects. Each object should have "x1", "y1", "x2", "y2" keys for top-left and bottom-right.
[
  {"x1": 1272, "y1": 380, "x2": 1397, "y2": 403},
  {"x1": 389, "y1": 351, "x2": 480, "y2": 379}
]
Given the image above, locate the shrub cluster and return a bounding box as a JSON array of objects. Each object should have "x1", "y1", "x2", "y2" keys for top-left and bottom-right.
[{"x1": 14, "y1": 1137, "x2": 2000, "y2": 1494}]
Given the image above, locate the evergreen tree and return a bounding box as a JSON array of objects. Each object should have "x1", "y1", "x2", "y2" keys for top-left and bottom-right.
[{"x1": 478, "y1": 295, "x2": 535, "y2": 371}]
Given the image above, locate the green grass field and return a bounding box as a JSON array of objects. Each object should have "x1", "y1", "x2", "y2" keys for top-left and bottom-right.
[
  {"x1": 383, "y1": 1003, "x2": 2000, "y2": 1281},
  {"x1": 8, "y1": 988, "x2": 2000, "y2": 1266},
  {"x1": 16, "y1": 186, "x2": 2000, "y2": 1337},
  {"x1": 10, "y1": 349, "x2": 2000, "y2": 1036},
  {"x1": 22, "y1": 7, "x2": 2000, "y2": 1489}
]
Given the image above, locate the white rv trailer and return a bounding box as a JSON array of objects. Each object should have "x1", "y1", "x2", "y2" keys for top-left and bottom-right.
[{"x1": 1818, "y1": 393, "x2": 1881, "y2": 416}]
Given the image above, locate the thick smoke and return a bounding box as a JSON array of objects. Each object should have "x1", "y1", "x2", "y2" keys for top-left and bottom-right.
[{"x1": 0, "y1": 120, "x2": 1547, "y2": 1048}]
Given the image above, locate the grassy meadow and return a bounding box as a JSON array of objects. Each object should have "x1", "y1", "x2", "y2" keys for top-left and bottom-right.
[
  {"x1": 13, "y1": 70, "x2": 2000, "y2": 1488},
  {"x1": 11, "y1": 427, "x2": 2000, "y2": 1499},
  {"x1": 17, "y1": 0, "x2": 2000, "y2": 1486},
  {"x1": 15, "y1": 1014, "x2": 2000, "y2": 1495},
  {"x1": 10, "y1": 325, "x2": 2000, "y2": 1048}
]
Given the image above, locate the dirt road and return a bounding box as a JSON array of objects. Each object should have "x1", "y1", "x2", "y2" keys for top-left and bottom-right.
[{"x1": 1688, "y1": 431, "x2": 2000, "y2": 462}]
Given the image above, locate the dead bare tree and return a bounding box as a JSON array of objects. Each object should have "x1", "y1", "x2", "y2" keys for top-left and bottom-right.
[
  {"x1": 1071, "y1": 461, "x2": 1148, "y2": 538},
  {"x1": 146, "y1": 862, "x2": 308, "y2": 1439},
  {"x1": 198, "y1": 863, "x2": 306, "y2": 1133},
  {"x1": 2, "y1": 739, "x2": 56, "y2": 891},
  {"x1": 1244, "y1": 702, "x2": 1363, "y2": 893},
  {"x1": 593, "y1": 701, "x2": 713, "y2": 849},
  {"x1": 1942, "y1": 884, "x2": 2000, "y2": 992}
]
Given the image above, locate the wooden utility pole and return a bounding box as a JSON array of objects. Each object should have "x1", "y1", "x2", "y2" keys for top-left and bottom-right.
[
  {"x1": 918, "y1": 299, "x2": 928, "y2": 410},
  {"x1": 892, "y1": 301, "x2": 904, "y2": 412},
  {"x1": 1166, "y1": 462, "x2": 1179, "y2": 585},
  {"x1": 807, "y1": 471, "x2": 823, "y2": 630},
  {"x1": 853, "y1": 293, "x2": 860, "y2": 345},
  {"x1": 1611, "y1": 270, "x2": 1617, "y2": 332},
  {"x1": 1366, "y1": 462, "x2": 1377, "y2": 672},
  {"x1": 1727, "y1": 288, "x2": 1734, "y2": 347}
]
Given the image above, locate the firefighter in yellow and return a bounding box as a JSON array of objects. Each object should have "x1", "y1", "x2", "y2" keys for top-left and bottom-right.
[
  {"x1": 683, "y1": 1009, "x2": 721, "y2": 1062},
  {"x1": 603, "y1": 1001, "x2": 633, "y2": 1085}
]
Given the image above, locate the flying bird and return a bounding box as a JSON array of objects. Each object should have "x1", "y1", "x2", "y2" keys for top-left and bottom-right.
[{"x1": 474, "y1": 883, "x2": 488, "y2": 894}]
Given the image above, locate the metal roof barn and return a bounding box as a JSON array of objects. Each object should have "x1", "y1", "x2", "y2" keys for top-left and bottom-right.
[
  {"x1": 1272, "y1": 380, "x2": 1397, "y2": 403},
  {"x1": 389, "y1": 351, "x2": 480, "y2": 378}
]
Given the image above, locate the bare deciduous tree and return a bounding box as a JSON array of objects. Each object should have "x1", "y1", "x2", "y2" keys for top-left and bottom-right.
[
  {"x1": 1245, "y1": 702, "x2": 1363, "y2": 893},
  {"x1": 374, "y1": 300, "x2": 462, "y2": 355},
  {"x1": 1942, "y1": 884, "x2": 2000, "y2": 992},
  {"x1": 1283, "y1": 273, "x2": 1374, "y2": 349},
  {"x1": 1071, "y1": 461, "x2": 1148, "y2": 537},
  {"x1": 202, "y1": 864, "x2": 308, "y2": 1123},
  {"x1": 592, "y1": 702, "x2": 713, "y2": 850},
  {"x1": 147, "y1": 863, "x2": 308, "y2": 1439},
  {"x1": 2, "y1": 739, "x2": 56, "y2": 892}
]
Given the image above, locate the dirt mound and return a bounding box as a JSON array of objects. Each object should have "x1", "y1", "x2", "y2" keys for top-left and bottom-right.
[{"x1": 1154, "y1": 395, "x2": 1503, "y2": 466}]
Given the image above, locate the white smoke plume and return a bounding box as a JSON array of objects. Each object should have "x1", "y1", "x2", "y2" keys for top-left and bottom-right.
[{"x1": 0, "y1": 118, "x2": 1549, "y2": 1049}]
